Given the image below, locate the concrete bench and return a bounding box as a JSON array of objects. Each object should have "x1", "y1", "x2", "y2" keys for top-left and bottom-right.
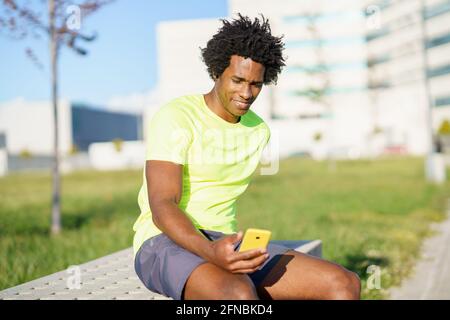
[{"x1": 0, "y1": 240, "x2": 322, "y2": 300}]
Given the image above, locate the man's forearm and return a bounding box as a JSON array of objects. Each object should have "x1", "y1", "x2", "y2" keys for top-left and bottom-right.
[{"x1": 151, "y1": 201, "x2": 214, "y2": 261}]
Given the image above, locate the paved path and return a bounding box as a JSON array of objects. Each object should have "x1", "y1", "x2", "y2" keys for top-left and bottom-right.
[{"x1": 389, "y1": 200, "x2": 450, "y2": 300}]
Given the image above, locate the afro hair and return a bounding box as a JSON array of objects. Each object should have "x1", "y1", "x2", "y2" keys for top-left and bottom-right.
[{"x1": 201, "y1": 13, "x2": 286, "y2": 85}]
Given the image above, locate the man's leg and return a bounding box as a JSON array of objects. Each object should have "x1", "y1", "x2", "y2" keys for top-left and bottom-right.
[
  {"x1": 183, "y1": 262, "x2": 259, "y2": 300},
  {"x1": 256, "y1": 250, "x2": 361, "y2": 300}
]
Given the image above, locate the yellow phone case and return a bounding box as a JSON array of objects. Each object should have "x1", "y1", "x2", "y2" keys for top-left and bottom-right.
[{"x1": 238, "y1": 228, "x2": 271, "y2": 252}]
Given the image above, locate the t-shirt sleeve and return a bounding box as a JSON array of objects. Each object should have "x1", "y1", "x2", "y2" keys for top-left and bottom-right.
[
  {"x1": 260, "y1": 123, "x2": 271, "y2": 151},
  {"x1": 265, "y1": 125, "x2": 271, "y2": 147},
  {"x1": 145, "y1": 105, "x2": 193, "y2": 165}
]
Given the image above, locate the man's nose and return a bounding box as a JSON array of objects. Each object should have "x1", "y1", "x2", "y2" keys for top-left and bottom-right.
[{"x1": 239, "y1": 84, "x2": 252, "y2": 100}]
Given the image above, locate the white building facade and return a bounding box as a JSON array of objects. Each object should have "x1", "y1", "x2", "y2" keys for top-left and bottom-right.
[
  {"x1": 152, "y1": 0, "x2": 450, "y2": 158},
  {"x1": 0, "y1": 98, "x2": 73, "y2": 155},
  {"x1": 364, "y1": 0, "x2": 450, "y2": 155},
  {"x1": 0, "y1": 99, "x2": 143, "y2": 173},
  {"x1": 155, "y1": 0, "x2": 374, "y2": 159}
]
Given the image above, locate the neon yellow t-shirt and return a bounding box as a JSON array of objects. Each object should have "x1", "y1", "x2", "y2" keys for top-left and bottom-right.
[{"x1": 132, "y1": 94, "x2": 270, "y2": 255}]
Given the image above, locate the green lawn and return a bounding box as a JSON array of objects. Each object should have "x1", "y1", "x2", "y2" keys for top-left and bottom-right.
[{"x1": 1, "y1": 156, "x2": 449, "y2": 299}]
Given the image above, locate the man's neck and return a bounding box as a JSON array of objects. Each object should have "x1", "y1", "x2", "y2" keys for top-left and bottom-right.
[{"x1": 204, "y1": 90, "x2": 240, "y2": 124}]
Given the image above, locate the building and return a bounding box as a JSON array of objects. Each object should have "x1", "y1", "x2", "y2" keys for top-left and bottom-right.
[
  {"x1": 152, "y1": 0, "x2": 450, "y2": 159},
  {"x1": 157, "y1": 19, "x2": 224, "y2": 103},
  {"x1": 232, "y1": 0, "x2": 376, "y2": 159},
  {"x1": 0, "y1": 98, "x2": 142, "y2": 173},
  {"x1": 71, "y1": 102, "x2": 142, "y2": 151},
  {"x1": 154, "y1": 0, "x2": 373, "y2": 159},
  {"x1": 364, "y1": 0, "x2": 450, "y2": 155}
]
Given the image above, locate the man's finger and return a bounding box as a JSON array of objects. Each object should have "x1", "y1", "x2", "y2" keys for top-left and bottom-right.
[
  {"x1": 232, "y1": 268, "x2": 259, "y2": 274},
  {"x1": 230, "y1": 253, "x2": 269, "y2": 269},
  {"x1": 230, "y1": 248, "x2": 267, "y2": 263},
  {"x1": 228, "y1": 250, "x2": 259, "y2": 263},
  {"x1": 229, "y1": 231, "x2": 243, "y2": 244}
]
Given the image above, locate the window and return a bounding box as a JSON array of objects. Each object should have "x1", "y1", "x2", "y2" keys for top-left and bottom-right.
[
  {"x1": 428, "y1": 64, "x2": 450, "y2": 78},
  {"x1": 425, "y1": 1, "x2": 450, "y2": 20},
  {"x1": 426, "y1": 32, "x2": 450, "y2": 49},
  {"x1": 435, "y1": 95, "x2": 450, "y2": 107}
]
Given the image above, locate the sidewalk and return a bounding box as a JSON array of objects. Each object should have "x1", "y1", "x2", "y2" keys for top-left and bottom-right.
[{"x1": 389, "y1": 200, "x2": 450, "y2": 300}]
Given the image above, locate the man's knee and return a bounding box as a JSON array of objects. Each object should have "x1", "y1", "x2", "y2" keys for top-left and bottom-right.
[
  {"x1": 184, "y1": 263, "x2": 259, "y2": 300},
  {"x1": 221, "y1": 278, "x2": 259, "y2": 300},
  {"x1": 327, "y1": 269, "x2": 361, "y2": 300}
]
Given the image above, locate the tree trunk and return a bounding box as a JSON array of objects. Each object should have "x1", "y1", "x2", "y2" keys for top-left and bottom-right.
[{"x1": 49, "y1": 0, "x2": 61, "y2": 235}]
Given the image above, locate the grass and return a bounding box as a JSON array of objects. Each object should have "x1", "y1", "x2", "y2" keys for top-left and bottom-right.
[
  {"x1": 1, "y1": 156, "x2": 449, "y2": 299},
  {"x1": 237, "y1": 156, "x2": 450, "y2": 299},
  {"x1": 0, "y1": 169, "x2": 142, "y2": 290}
]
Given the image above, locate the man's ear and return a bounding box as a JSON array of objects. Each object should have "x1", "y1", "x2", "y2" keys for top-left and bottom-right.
[{"x1": 213, "y1": 75, "x2": 220, "y2": 85}]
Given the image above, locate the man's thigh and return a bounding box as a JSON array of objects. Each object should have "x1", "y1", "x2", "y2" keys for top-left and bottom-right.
[
  {"x1": 255, "y1": 250, "x2": 360, "y2": 300},
  {"x1": 183, "y1": 262, "x2": 259, "y2": 300}
]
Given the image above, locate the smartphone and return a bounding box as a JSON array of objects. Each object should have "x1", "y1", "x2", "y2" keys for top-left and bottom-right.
[{"x1": 238, "y1": 228, "x2": 271, "y2": 253}]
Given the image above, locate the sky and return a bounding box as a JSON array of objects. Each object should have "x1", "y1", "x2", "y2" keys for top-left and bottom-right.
[{"x1": 0, "y1": 0, "x2": 228, "y2": 108}]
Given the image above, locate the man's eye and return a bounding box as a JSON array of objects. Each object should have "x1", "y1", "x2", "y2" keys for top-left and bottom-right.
[{"x1": 232, "y1": 78, "x2": 240, "y2": 83}]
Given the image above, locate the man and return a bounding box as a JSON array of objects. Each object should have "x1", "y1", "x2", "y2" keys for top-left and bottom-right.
[{"x1": 133, "y1": 14, "x2": 361, "y2": 300}]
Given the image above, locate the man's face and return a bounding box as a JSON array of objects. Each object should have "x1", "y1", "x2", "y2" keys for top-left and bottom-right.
[{"x1": 215, "y1": 55, "x2": 265, "y2": 121}]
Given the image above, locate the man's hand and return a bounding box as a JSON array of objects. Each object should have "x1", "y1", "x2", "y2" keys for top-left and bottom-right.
[{"x1": 206, "y1": 231, "x2": 269, "y2": 274}]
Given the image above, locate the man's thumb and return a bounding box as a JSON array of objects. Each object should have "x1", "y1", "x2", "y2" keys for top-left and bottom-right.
[{"x1": 231, "y1": 230, "x2": 243, "y2": 244}]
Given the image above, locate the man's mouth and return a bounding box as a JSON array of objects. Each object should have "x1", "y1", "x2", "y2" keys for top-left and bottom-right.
[{"x1": 233, "y1": 99, "x2": 251, "y2": 109}]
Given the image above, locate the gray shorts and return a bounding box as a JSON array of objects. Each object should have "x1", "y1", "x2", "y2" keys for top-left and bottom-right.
[{"x1": 134, "y1": 229, "x2": 291, "y2": 300}]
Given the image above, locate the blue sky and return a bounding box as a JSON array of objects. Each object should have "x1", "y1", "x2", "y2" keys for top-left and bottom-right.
[{"x1": 0, "y1": 0, "x2": 228, "y2": 106}]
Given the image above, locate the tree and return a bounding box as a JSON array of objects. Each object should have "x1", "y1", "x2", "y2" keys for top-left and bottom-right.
[
  {"x1": 0, "y1": 0, "x2": 113, "y2": 234},
  {"x1": 292, "y1": 12, "x2": 335, "y2": 168},
  {"x1": 293, "y1": 12, "x2": 330, "y2": 108},
  {"x1": 438, "y1": 119, "x2": 450, "y2": 136}
]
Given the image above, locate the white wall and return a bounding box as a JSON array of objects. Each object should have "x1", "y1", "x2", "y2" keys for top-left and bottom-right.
[
  {"x1": 88, "y1": 141, "x2": 145, "y2": 171},
  {"x1": 372, "y1": 83, "x2": 431, "y2": 155},
  {"x1": 0, "y1": 98, "x2": 72, "y2": 155},
  {"x1": 0, "y1": 149, "x2": 7, "y2": 176},
  {"x1": 157, "y1": 18, "x2": 224, "y2": 103}
]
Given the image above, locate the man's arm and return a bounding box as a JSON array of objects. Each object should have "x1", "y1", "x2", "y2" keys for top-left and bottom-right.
[
  {"x1": 146, "y1": 160, "x2": 268, "y2": 274},
  {"x1": 147, "y1": 159, "x2": 214, "y2": 260}
]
